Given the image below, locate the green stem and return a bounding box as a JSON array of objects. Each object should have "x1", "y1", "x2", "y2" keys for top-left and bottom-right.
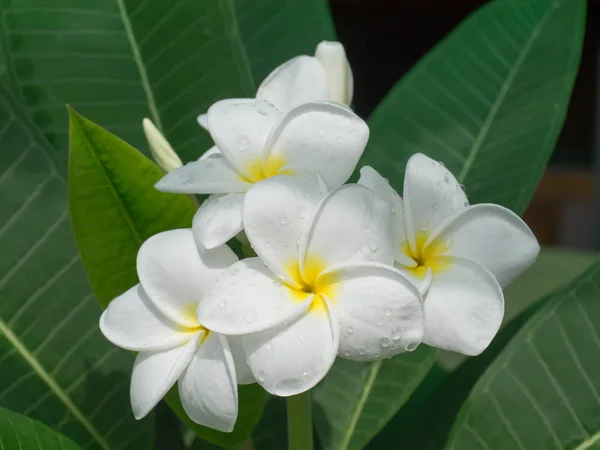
[{"x1": 287, "y1": 392, "x2": 314, "y2": 450}]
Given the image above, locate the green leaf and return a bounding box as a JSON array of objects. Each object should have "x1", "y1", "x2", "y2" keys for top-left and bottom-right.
[
  {"x1": 313, "y1": 346, "x2": 436, "y2": 450},
  {"x1": 0, "y1": 407, "x2": 81, "y2": 449},
  {"x1": 439, "y1": 247, "x2": 598, "y2": 370},
  {"x1": 446, "y1": 259, "x2": 600, "y2": 449},
  {"x1": 363, "y1": 0, "x2": 585, "y2": 214},
  {"x1": 0, "y1": 85, "x2": 154, "y2": 448},
  {"x1": 68, "y1": 106, "x2": 196, "y2": 307},
  {"x1": 0, "y1": 0, "x2": 334, "y2": 162},
  {"x1": 67, "y1": 109, "x2": 267, "y2": 446}
]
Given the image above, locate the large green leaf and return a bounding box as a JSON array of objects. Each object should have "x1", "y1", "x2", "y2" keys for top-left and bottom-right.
[
  {"x1": 363, "y1": 0, "x2": 585, "y2": 214},
  {"x1": 447, "y1": 260, "x2": 600, "y2": 449},
  {"x1": 0, "y1": 0, "x2": 334, "y2": 163},
  {"x1": 0, "y1": 407, "x2": 81, "y2": 449},
  {"x1": 0, "y1": 85, "x2": 153, "y2": 448},
  {"x1": 313, "y1": 347, "x2": 436, "y2": 450},
  {"x1": 68, "y1": 109, "x2": 267, "y2": 446}
]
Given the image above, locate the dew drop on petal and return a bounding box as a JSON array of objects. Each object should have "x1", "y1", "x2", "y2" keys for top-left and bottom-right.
[
  {"x1": 358, "y1": 348, "x2": 365, "y2": 356},
  {"x1": 218, "y1": 300, "x2": 227, "y2": 310},
  {"x1": 296, "y1": 205, "x2": 307, "y2": 219},
  {"x1": 264, "y1": 343, "x2": 273, "y2": 351},
  {"x1": 380, "y1": 337, "x2": 390, "y2": 348},
  {"x1": 374, "y1": 351, "x2": 381, "y2": 358},
  {"x1": 347, "y1": 326, "x2": 354, "y2": 335},
  {"x1": 463, "y1": 201, "x2": 469, "y2": 207},
  {"x1": 273, "y1": 278, "x2": 283, "y2": 287},
  {"x1": 238, "y1": 137, "x2": 249, "y2": 152},
  {"x1": 368, "y1": 240, "x2": 378, "y2": 252},
  {"x1": 391, "y1": 327, "x2": 402, "y2": 341},
  {"x1": 443, "y1": 175, "x2": 450, "y2": 183},
  {"x1": 459, "y1": 184, "x2": 466, "y2": 192},
  {"x1": 406, "y1": 342, "x2": 418, "y2": 352},
  {"x1": 258, "y1": 371, "x2": 267, "y2": 382},
  {"x1": 439, "y1": 161, "x2": 445, "y2": 167},
  {"x1": 229, "y1": 266, "x2": 239, "y2": 276},
  {"x1": 344, "y1": 350, "x2": 351, "y2": 357},
  {"x1": 243, "y1": 309, "x2": 258, "y2": 323},
  {"x1": 279, "y1": 215, "x2": 288, "y2": 225},
  {"x1": 297, "y1": 333, "x2": 305, "y2": 343},
  {"x1": 384, "y1": 308, "x2": 392, "y2": 318},
  {"x1": 318, "y1": 129, "x2": 325, "y2": 138}
]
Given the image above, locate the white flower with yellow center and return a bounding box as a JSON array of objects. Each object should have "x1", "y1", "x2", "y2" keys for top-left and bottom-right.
[
  {"x1": 196, "y1": 176, "x2": 424, "y2": 397},
  {"x1": 358, "y1": 154, "x2": 540, "y2": 355},
  {"x1": 156, "y1": 100, "x2": 368, "y2": 250},
  {"x1": 196, "y1": 40, "x2": 353, "y2": 130},
  {"x1": 99, "y1": 229, "x2": 253, "y2": 432}
]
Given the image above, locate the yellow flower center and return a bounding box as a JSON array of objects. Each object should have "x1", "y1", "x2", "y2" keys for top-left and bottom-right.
[
  {"x1": 401, "y1": 232, "x2": 450, "y2": 278},
  {"x1": 242, "y1": 154, "x2": 291, "y2": 182},
  {"x1": 284, "y1": 255, "x2": 337, "y2": 315}
]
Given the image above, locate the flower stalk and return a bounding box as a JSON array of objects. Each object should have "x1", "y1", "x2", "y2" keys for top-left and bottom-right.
[{"x1": 287, "y1": 392, "x2": 314, "y2": 450}]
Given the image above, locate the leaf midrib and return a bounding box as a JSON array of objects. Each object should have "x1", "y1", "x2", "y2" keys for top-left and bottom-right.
[
  {"x1": 0, "y1": 319, "x2": 111, "y2": 450},
  {"x1": 457, "y1": 4, "x2": 557, "y2": 183},
  {"x1": 338, "y1": 360, "x2": 383, "y2": 450}
]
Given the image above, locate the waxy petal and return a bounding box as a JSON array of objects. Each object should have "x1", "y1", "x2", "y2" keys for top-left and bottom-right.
[
  {"x1": 197, "y1": 113, "x2": 209, "y2": 130},
  {"x1": 178, "y1": 333, "x2": 238, "y2": 432},
  {"x1": 100, "y1": 285, "x2": 192, "y2": 352},
  {"x1": 143, "y1": 118, "x2": 182, "y2": 173},
  {"x1": 242, "y1": 176, "x2": 323, "y2": 287},
  {"x1": 229, "y1": 337, "x2": 255, "y2": 385},
  {"x1": 197, "y1": 258, "x2": 313, "y2": 336},
  {"x1": 256, "y1": 55, "x2": 328, "y2": 111},
  {"x1": 315, "y1": 41, "x2": 353, "y2": 105},
  {"x1": 422, "y1": 256, "x2": 503, "y2": 356},
  {"x1": 130, "y1": 332, "x2": 202, "y2": 419},
  {"x1": 300, "y1": 185, "x2": 394, "y2": 283},
  {"x1": 403, "y1": 153, "x2": 468, "y2": 254},
  {"x1": 138, "y1": 229, "x2": 238, "y2": 328},
  {"x1": 207, "y1": 99, "x2": 281, "y2": 181},
  {"x1": 199, "y1": 145, "x2": 220, "y2": 160},
  {"x1": 192, "y1": 193, "x2": 244, "y2": 250},
  {"x1": 427, "y1": 204, "x2": 539, "y2": 288},
  {"x1": 155, "y1": 155, "x2": 250, "y2": 194},
  {"x1": 317, "y1": 262, "x2": 424, "y2": 360},
  {"x1": 241, "y1": 297, "x2": 339, "y2": 396},
  {"x1": 263, "y1": 102, "x2": 368, "y2": 188}
]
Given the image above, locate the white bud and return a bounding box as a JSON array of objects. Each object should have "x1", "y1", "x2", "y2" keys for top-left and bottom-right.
[{"x1": 142, "y1": 118, "x2": 183, "y2": 173}]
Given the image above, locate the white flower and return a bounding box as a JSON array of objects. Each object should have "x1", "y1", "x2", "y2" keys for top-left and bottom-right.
[
  {"x1": 143, "y1": 118, "x2": 183, "y2": 173},
  {"x1": 99, "y1": 229, "x2": 253, "y2": 432},
  {"x1": 156, "y1": 100, "x2": 368, "y2": 250},
  {"x1": 195, "y1": 176, "x2": 424, "y2": 397},
  {"x1": 197, "y1": 40, "x2": 353, "y2": 131},
  {"x1": 358, "y1": 154, "x2": 540, "y2": 355}
]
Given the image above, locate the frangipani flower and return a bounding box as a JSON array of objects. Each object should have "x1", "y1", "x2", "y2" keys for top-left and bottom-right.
[
  {"x1": 196, "y1": 176, "x2": 424, "y2": 397},
  {"x1": 197, "y1": 41, "x2": 352, "y2": 131},
  {"x1": 358, "y1": 154, "x2": 540, "y2": 355},
  {"x1": 156, "y1": 100, "x2": 368, "y2": 250},
  {"x1": 99, "y1": 229, "x2": 252, "y2": 432},
  {"x1": 143, "y1": 118, "x2": 183, "y2": 173}
]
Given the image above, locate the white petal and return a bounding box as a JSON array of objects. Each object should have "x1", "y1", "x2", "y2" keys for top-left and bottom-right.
[
  {"x1": 422, "y1": 256, "x2": 503, "y2": 356},
  {"x1": 100, "y1": 285, "x2": 192, "y2": 352},
  {"x1": 358, "y1": 166, "x2": 409, "y2": 264},
  {"x1": 242, "y1": 176, "x2": 323, "y2": 287},
  {"x1": 241, "y1": 296, "x2": 339, "y2": 396},
  {"x1": 197, "y1": 113, "x2": 209, "y2": 130},
  {"x1": 138, "y1": 229, "x2": 238, "y2": 328},
  {"x1": 192, "y1": 193, "x2": 244, "y2": 250},
  {"x1": 263, "y1": 101, "x2": 368, "y2": 188},
  {"x1": 256, "y1": 55, "x2": 328, "y2": 111},
  {"x1": 197, "y1": 258, "x2": 313, "y2": 335},
  {"x1": 207, "y1": 99, "x2": 282, "y2": 181},
  {"x1": 393, "y1": 263, "x2": 433, "y2": 296},
  {"x1": 228, "y1": 336, "x2": 255, "y2": 385},
  {"x1": 317, "y1": 262, "x2": 424, "y2": 361},
  {"x1": 178, "y1": 333, "x2": 238, "y2": 432},
  {"x1": 314, "y1": 41, "x2": 353, "y2": 105},
  {"x1": 403, "y1": 153, "x2": 468, "y2": 253},
  {"x1": 130, "y1": 332, "x2": 201, "y2": 419},
  {"x1": 300, "y1": 184, "x2": 394, "y2": 283},
  {"x1": 199, "y1": 145, "x2": 221, "y2": 160},
  {"x1": 427, "y1": 204, "x2": 540, "y2": 288},
  {"x1": 155, "y1": 154, "x2": 250, "y2": 194},
  {"x1": 143, "y1": 118, "x2": 182, "y2": 173}
]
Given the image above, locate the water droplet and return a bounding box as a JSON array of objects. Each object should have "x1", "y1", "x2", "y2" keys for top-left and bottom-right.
[
  {"x1": 358, "y1": 348, "x2": 366, "y2": 356},
  {"x1": 296, "y1": 205, "x2": 307, "y2": 218},
  {"x1": 218, "y1": 300, "x2": 227, "y2": 310},
  {"x1": 374, "y1": 351, "x2": 381, "y2": 358},
  {"x1": 317, "y1": 129, "x2": 325, "y2": 138},
  {"x1": 443, "y1": 175, "x2": 450, "y2": 183},
  {"x1": 229, "y1": 266, "x2": 239, "y2": 275},
  {"x1": 343, "y1": 350, "x2": 351, "y2": 357},
  {"x1": 368, "y1": 240, "x2": 378, "y2": 252},
  {"x1": 238, "y1": 137, "x2": 249, "y2": 152},
  {"x1": 297, "y1": 334, "x2": 305, "y2": 343},
  {"x1": 347, "y1": 326, "x2": 354, "y2": 334},
  {"x1": 459, "y1": 184, "x2": 466, "y2": 192},
  {"x1": 336, "y1": 136, "x2": 344, "y2": 143},
  {"x1": 384, "y1": 308, "x2": 392, "y2": 318},
  {"x1": 438, "y1": 161, "x2": 445, "y2": 167},
  {"x1": 279, "y1": 215, "x2": 288, "y2": 225},
  {"x1": 265, "y1": 343, "x2": 273, "y2": 351},
  {"x1": 391, "y1": 327, "x2": 402, "y2": 341},
  {"x1": 390, "y1": 203, "x2": 397, "y2": 214},
  {"x1": 463, "y1": 201, "x2": 468, "y2": 208},
  {"x1": 380, "y1": 337, "x2": 390, "y2": 348},
  {"x1": 377, "y1": 315, "x2": 384, "y2": 326},
  {"x1": 406, "y1": 342, "x2": 418, "y2": 352},
  {"x1": 243, "y1": 309, "x2": 258, "y2": 323},
  {"x1": 258, "y1": 371, "x2": 267, "y2": 382},
  {"x1": 273, "y1": 279, "x2": 283, "y2": 287}
]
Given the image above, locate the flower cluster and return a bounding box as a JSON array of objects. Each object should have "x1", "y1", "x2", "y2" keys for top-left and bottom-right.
[{"x1": 100, "y1": 41, "x2": 539, "y2": 432}]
